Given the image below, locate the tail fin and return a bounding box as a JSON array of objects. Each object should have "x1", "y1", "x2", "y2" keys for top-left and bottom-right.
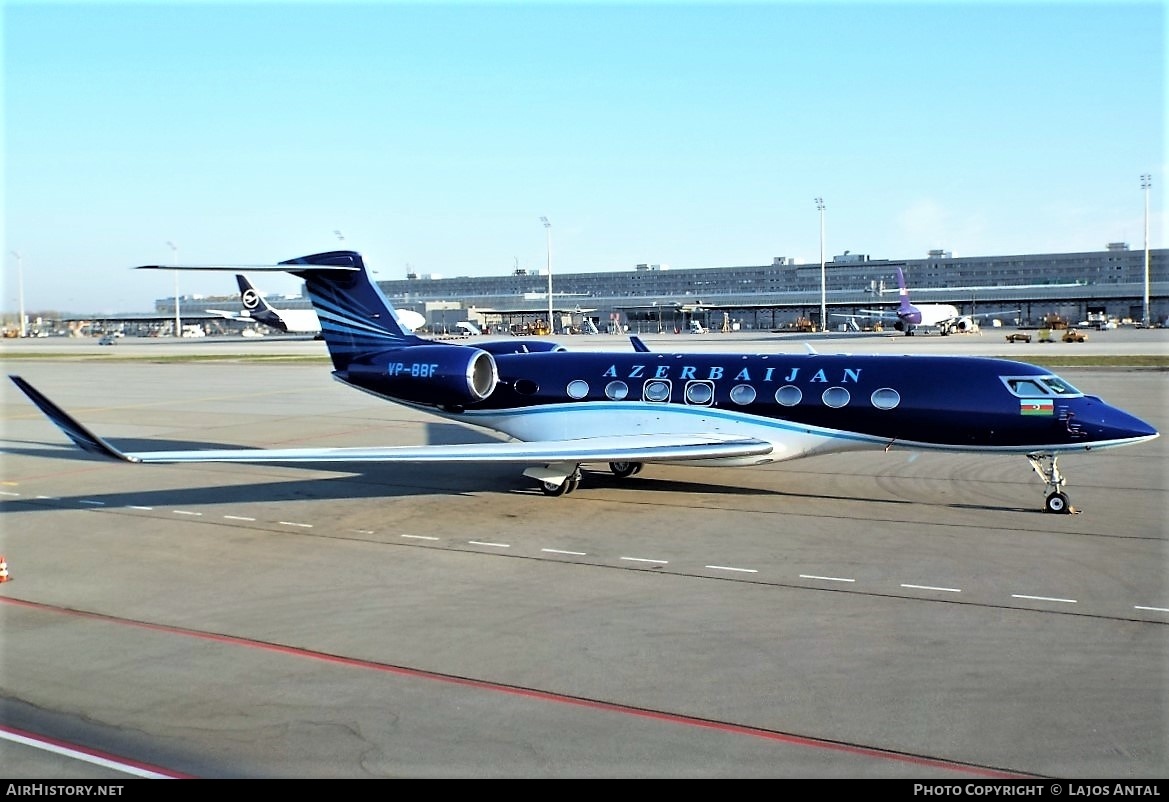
[
  {"x1": 896, "y1": 267, "x2": 913, "y2": 312},
  {"x1": 236, "y1": 274, "x2": 287, "y2": 332},
  {"x1": 277, "y1": 251, "x2": 427, "y2": 369}
]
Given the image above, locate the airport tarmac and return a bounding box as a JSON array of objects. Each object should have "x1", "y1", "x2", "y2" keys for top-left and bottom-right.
[{"x1": 0, "y1": 333, "x2": 1166, "y2": 779}]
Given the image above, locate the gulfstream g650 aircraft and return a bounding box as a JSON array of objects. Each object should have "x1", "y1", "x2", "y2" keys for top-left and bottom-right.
[{"x1": 10, "y1": 250, "x2": 1158, "y2": 513}]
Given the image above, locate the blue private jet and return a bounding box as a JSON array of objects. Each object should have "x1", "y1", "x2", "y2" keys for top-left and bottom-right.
[{"x1": 10, "y1": 250, "x2": 1158, "y2": 513}]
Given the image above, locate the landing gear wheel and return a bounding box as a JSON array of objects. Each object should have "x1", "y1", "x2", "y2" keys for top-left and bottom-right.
[
  {"x1": 609, "y1": 461, "x2": 643, "y2": 479},
  {"x1": 539, "y1": 468, "x2": 581, "y2": 496},
  {"x1": 540, "y1": 479, "x2": 571, "y2": 497},
  {"x1": 1044, "y1": 492, "x2": 1071, "y2": 514}
]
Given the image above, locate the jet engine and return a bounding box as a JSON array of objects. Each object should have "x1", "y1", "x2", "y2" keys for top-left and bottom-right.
[
  {"x1": 952, "y1": 317, "x2": 978, "y2": 332},
  {"x1": 342, "y1": 345, "x2": 498, "y2": 406}
]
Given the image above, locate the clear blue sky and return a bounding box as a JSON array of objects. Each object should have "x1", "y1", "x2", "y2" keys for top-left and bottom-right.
[{"x1": 4, "y1": 0, "x2": 1164, "y2": 313}]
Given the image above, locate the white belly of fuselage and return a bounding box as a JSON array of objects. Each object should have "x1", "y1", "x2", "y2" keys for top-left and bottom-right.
[{"x1": 455, "y1": 401, "x2": 881, "y2": 466}]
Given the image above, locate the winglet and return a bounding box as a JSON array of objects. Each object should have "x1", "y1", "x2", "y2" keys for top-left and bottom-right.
[
  {"x1": 630, "y1": 336, "x2": 650, "y2": 353},
  {"x1": 803, "y1": 342, "x2": 818, "y2": 355},
  {"x1": 8, "y1": 376, "x2": 138, "y2": 462}
]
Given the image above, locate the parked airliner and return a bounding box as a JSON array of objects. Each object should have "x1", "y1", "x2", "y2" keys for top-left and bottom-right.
[
  {"x1": 835, "y1": 267, "x2": 1017, "y2": 335},
  {"x1": 9, "y1": 251, "x2": 1157, "y2": 513},
  {"x1": 211, "y1": 274, "x2": 425, "y2": 335}
]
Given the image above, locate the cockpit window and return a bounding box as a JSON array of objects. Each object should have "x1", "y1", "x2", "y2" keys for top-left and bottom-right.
[
  {"x1": 1001, "y1": 375, "x2": 1083, "y2": 398},
  {"x1": 1040, "y1": 376, "x2": 1081, "y2": 395}
]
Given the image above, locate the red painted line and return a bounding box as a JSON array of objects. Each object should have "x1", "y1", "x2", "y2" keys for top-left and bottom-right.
[{"x1": 0, "y1": 595, "x2": 1033, "y2": 778}]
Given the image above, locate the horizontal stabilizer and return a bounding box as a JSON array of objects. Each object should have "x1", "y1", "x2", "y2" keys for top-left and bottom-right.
[{"x1": 136, "y1": 264, "x2": 359, "y2": 273}]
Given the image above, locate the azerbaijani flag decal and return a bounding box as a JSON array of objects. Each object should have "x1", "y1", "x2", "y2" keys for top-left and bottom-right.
[{"x1": 1020, "y1": 398, "x2": 1054, "y2": 415}]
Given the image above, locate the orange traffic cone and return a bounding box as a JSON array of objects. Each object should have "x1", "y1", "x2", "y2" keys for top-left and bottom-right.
[{"x1": 0, "y1": 555, "x2": 10, "y2": 583}]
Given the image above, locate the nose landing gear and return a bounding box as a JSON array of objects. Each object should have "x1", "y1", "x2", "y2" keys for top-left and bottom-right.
[{"x1": 1027, "y1": 452, "x2": 1079, "y2": 514}]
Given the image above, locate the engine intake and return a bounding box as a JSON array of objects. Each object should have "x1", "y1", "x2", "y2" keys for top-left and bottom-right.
[{"x1": 343, "y1": 345, "x2": 498, "y2": 405}]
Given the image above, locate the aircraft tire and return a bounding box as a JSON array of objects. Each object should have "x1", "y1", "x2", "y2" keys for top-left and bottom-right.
[
  {"x1": 609, "y1": 461, "x2": 643, "y2": 479},
  {"x1": 540, "y1": 479, "x2": 571, "y2": 497},
  {"x1": 1044, "y1": 492, "x2": 1071, "y2": 514}
]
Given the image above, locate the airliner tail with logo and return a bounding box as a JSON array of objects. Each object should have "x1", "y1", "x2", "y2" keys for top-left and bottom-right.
[
  {"x1": 9, "y1": 251, "x2": 1156, "y2": 514},
  {"x1": 212, "y1": 274, "x2": 425, "y2": 335}
]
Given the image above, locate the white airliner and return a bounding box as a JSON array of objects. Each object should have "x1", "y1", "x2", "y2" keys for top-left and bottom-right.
[
  {"x1": 212, "y1": 274, "x2": 425, "y2": 335},
  {"x1": 835, "y1": 267, "x2": 1017, "y2": 335}
]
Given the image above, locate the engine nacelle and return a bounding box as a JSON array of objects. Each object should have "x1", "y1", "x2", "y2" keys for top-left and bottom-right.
[
  {"x1": 476, "y1": 339, "x2": 568, "y2": 355},
  {"x1": 952, "y1": 317, "x2": 977, "y2": 332},
  {"x1": 342, "y1": 345, "x2": 498, "y2": 405}
]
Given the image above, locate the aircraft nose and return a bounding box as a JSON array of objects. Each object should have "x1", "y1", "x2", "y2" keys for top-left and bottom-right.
[{"x1": 1084, "y1": 399, "x2": 1159, "y2": 444}]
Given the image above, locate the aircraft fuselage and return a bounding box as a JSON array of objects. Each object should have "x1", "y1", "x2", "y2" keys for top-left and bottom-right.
[{"x1": 337, "y1": 349, "x2": 1156, "y2": 463}]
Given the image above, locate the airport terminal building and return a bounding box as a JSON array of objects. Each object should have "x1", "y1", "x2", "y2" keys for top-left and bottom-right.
[{"x1": 169, "y1": 244, "x2": 1168, "y2": 335}]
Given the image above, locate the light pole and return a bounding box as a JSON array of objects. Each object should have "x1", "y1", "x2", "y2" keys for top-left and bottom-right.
[
  {"x1": 815, "y1": 197, "x2": 826, "y2": 332},
  {"x1": 541, "y1": 216, "x2": 552, "y2": 334},
  {"x1": 167, "y1": 241, "x2": 180, "y2": 337},
  {"x1": 1141, "y1": 174, "x2": 1151, "y2": 327},
  {"x1": 9, "y1": 250, "x2": 24, "y2": 338}
]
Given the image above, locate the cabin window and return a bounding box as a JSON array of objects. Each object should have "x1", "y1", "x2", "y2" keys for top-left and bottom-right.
[
  {"x1": 775, "y1": 385, "x2": 802, "y2": 406},
  {"x1": 871, "y1": 387, "x2": 901, "y2": 410},
  {"x1": 684, "y1": 381, "x2": 715, "y2": 406},
  {"x1": 822, "y1": 387, "x2": 850, "y2": 408},
  {"x1": 730, "y1": 384, "x2": 756, "y2": 405},
  {"x1": 643, "y1": 379, "x2": 671, "y2": 403},
  {"x1": 567, "y1": 380, "x2": 590, "y2": 400},
  {"x1": 605, "y1": 380, "x2": 629, "y2": 401}
]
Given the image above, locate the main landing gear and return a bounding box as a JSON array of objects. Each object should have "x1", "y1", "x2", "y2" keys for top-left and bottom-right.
[
  {"x1": 1027, "y1": 452, "x2": 1077, "y2": 514},
  {"x1": 608, "y1": 461, "x2": 644, "y2": 479},
  {"x1": 524, "y1": 461, "x2": 646, "y2": 496},
  {"x1": 540, "y1": 468, "x2": 581, "y2": 497}
]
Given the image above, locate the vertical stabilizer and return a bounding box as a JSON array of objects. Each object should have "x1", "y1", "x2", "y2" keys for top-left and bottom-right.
[
  {"x1": 896, "y1": 267, "x2": 911, "y2": 309},
  {"x1": 277, "y1": 251, "x2": 427, "y2": 369},
  {"x1": 236, "y1": 274, "x2": 287, "y2": 331}
]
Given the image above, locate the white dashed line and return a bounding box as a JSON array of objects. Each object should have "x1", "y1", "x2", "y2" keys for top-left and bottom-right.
[
  {"x1": 223, "y1": 515, "x2": 255, "y2": 521},
  {"x1": 469, "y1": 540, "x2": 510, "y2": 549},
  {"x1": 127, "y1": 505, "x2": 153, "y2": 510},
  {"x1": 79, "y1": 500, "x2": 105, "y2": 506},
  {"x1": 800, "y1": 574, "x2": 855, "y2": 583},
  {"x1": 621, "y1": 557, "x2": 668, "y2": 565},
  {"x1": 1012, "y1": 594, "x2": 1076, "y2": 604},
  {"x1": 279, "y1": 521, "x2": 312, "y2": 528},
  {"x1": 402, "y1": 534, "x2": 439, "y2": 541},
  {"x1": 172, "y1": 510, "x2": 202, "y2": 516},
  {"x1": 901, "y1": 583, "x2": 961, "y2": 593},
  {"x1": 1134, "y1": 605, "x2": 1169, "y2": 613},
  {"x1": 706, "y1": 565, "x2": 758, "y2": 574},
  {"x1": 542, "y1": 548, "x2": 587, "y2": 556},
  {"x1": 0, "y1": 491, "x2": 21, "y2": 497}
]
